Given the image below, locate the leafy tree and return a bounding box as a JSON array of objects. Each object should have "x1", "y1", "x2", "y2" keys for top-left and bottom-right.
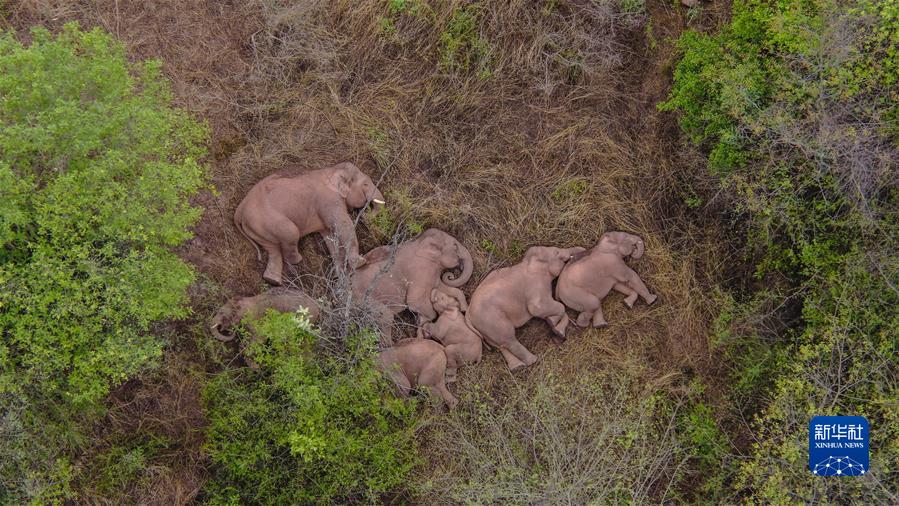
[
  {"x1": 0, "y1": 23, "x2": 207, "y2": 503},
  {"x1": 662, "y1": 0, "x2": 898, "y2": 502},
  {"x1": 202, "y1": 310, "x2": 418, "y2": 505}
]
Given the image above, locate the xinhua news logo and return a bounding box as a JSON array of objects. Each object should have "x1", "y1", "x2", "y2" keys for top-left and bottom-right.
[{"x1": 809, "y1": 416, "x2": 869, "y2": 476}]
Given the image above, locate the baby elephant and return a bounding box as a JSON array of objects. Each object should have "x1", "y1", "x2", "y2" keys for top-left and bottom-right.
[
  {"x1": 556, "y1": 231, "x2": 657, "y2": 328},
  {"x1": 467, "y1": 246, "x2": 585, "y2": 370},
  {"x1": 210, "y1": 288, "x2": 321, "y2": 342},
  {"x1": 378, "y1": 339, "x2": 457, "y2": 408},
  {"x1": 421, "y1": 289, "x2": 482, "y2": 383}
]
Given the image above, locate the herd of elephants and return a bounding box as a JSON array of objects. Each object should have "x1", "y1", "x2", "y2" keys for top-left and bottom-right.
[{"x1": 210, "y1": 162, "x2": 657, "y2": 407}]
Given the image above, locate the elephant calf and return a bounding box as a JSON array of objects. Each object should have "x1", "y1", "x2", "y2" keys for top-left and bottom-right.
[
  {"x1": 421, "y1": 289, "x2": 482, "y2": 383},
  {"x1": 466, "y1": 246, "x2": 584, "y2": 370},
  {"x1": 556, "y1": 231, "x2": 657, "y2": 328},
  {"x1": 377, "y1": 339, "x2": 457, "y2": 408},
  {"x1": 210, "y1": 288, "x2": 321, "y2": 368}
]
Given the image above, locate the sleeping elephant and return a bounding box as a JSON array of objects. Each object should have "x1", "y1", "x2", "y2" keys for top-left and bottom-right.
[
  {"x1": 210, "y1": 287, "x2": 321, "y2": 368},
  {"x1": 556, "y1": 231, "x2": 657, "y2": 328},
  {"x1": 352, "y1": 228, "x2": 473, "y2": 345},
  {"x1": 234, "y1": 161, "x2": 385, "y2": 285},
  {"x1": 377, "y1": 338, "x2": 457, "y2": 408},
  {"x1": 466, "y1": 246, "x2": 585, "y2": 370},
  {"x1": 421, "y1": 288, "x2": 482, "y2": 383}
]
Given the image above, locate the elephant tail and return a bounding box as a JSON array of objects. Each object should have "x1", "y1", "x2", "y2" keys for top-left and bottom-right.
[
  {"x1": 464, "y1": 311, "x2": 486, "y2": 341},
  {"x1": 234, "y1": 209, "x2": 263, "y2": 261}
]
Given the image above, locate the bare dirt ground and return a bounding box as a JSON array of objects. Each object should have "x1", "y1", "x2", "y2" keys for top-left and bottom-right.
[{"x1": 7, "y1": 1, "x2": 734, "y2": 503}]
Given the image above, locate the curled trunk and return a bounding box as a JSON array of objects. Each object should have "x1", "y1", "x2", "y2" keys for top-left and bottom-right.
[{"x1": 442, "y1": 240, "x2": 473, "y2": 287}]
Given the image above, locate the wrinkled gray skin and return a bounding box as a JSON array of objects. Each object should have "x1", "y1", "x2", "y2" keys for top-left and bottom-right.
[
  {"x1": 377, "y1": 338, "x2": 458, "y2": 408},
  {"x1": 234, "y1": 162, "x2": 385, "y2": 285},
  {"x1": 421, "y1": 289, "x2": 482, "y2": 383},
  {"x1": 210, "y1": 288, "x2": 321, "y2": 368},
  {"x1": 466, "y1": 246, "x2": 585, "y2": 370},
  {"x1": 556, "y1": 231, "x2": 657, "y2": 328},
  {"x1": 352, "y1": 228, "x2": 473, "y2": 345}
]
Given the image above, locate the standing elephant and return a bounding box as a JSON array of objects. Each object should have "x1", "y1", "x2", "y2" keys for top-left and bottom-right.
[
  {"x1": 352, "y1": 228, "x2": 473, "y2": 344},
  {"x1": 234, "y1": 161, "x2": 385, "y2": 285},
  {"x1": 466, "y1": 246, "x2": 585, "y2": 370},
  {"x1": 377, "y1": 338, "x2": 457, "y2": 408},
  {"x1": 556, "y1": 231, "x2": 657, "y2": 328}
]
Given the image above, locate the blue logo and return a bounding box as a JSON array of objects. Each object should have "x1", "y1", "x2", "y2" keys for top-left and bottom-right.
[{"x1": 809, "y1": 416, "x2": 869, "y2": 476}]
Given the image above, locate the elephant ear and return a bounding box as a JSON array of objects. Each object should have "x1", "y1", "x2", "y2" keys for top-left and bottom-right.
[
  {"x1": 414, "y1": 234, "x2": 443, "y2": 262},
  {"x1": 327, "y1": 168, "x2": 351, "y2": 198},
  {"x1": 524, "y1": 247, "x2": 551, "y2": 275}
]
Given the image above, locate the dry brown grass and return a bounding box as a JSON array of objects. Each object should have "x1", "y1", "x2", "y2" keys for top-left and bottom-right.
[{"x1": 5, "y1": 0, "x2": 734, "y2": 502}]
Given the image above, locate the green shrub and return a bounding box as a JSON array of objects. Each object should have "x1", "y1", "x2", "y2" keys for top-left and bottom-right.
[
  {"x1": 202, "y1": 310, "x2": 418, "y2": 505},
  {"x1": 0, "y1": 23, "x2": 207, "y2": 503},
  {"x1": 663, "y1": 0, "x2": 898, "y2": 502}
]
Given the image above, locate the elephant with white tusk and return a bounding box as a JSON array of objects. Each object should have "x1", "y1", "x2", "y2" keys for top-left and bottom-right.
[
  {"x1": 352, "y1": 228, "x2": 473, "y2": 345},
  {"x1": 466, "y1": 246, "x2": 585, "y2": 370},
  {"x1": 234, "y1": 161, "x2": 385, "y2": 285},
  {"x1": 555, "y1": 231, "x2": 657, "y2": 328}
]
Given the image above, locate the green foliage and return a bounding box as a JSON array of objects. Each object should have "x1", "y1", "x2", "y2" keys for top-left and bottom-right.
[
  {"x1": 0, "y1": 23, "x2": 207, "y2": 503},
  {"x1": 663, "y1": 0, "x2": 898, "y2": 501},
  {"x1": 439, "y1": 4, "x2": 492, "y2": 77},
  {"x1": 202, "y1": 311, "x2": 418, "y2": 505}
]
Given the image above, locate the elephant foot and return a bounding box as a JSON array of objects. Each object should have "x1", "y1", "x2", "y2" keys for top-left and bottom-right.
[
  {"x1": 576, "y1": 312, "x2": 594, "y2": 327},
  {"x1": 446, "y1": 368, "x2": 458, "y2": 383},
  {"x1": 550, "y1": 317, "x2": 569, "y2": 338},
  {"x1": 284, "y1": 251, "x2": 303, "y2": 265},
  {"x1": 645, "y1": 294, "x2": 658, "y2": 305},
  {"x1": 501, "y1": 349, "x2": 526, "y2": 370},
  {"x1": 349, "y1": 255, "x2": 366, "y2": 269},
  {"x1": 624, "y1": 293, "x2": 638, "y2": 308},
  {"x1": 263, "y1": 270, "x2": 283, "y2": 286},
  {"x1": 593, "y1": 321, "x2": 609, "y2": 329}
]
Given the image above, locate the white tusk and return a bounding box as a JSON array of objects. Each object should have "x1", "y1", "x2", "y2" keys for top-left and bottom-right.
[{"x1": 372, "y1": 199, "x2": 385, "y2": 204}]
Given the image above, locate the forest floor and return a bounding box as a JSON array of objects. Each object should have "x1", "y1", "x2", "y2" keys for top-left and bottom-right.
[{"x1": 7, "y1": 1, "x2": 735, "y2": 503}]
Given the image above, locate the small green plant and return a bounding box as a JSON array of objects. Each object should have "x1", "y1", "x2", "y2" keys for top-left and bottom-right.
[
  {"x1": 439, "y1": 5, "x2": 492, "y2": 76},
  {"x1": 551, "y1": 178, "x2": 589, "y2": 203},
  {"x1": 203, "y1": 311, "x2": 418, "y2": 505},
  {"x1": 620, "y1": 0, "x2": 646, "y2": 15}
]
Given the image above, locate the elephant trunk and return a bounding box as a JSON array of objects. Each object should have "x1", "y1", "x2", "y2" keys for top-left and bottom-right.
[
  {"x1": 370, "y1": 188, "x2": 386, "y2": 207},
  {"x1": 631, "y1": 237, "x2": 645, "y2": 259},
  {"x1": 442, "y1": 240, "x2": 473, "y2": 287},
  {"x1": 210, "y1": 322, "x2": 234, "y2": 342}
]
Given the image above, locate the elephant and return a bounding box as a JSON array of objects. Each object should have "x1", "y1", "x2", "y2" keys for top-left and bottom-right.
[
  {"x1": 352, "y1": 228, "x2": 473, "y2": 345},
  {"x1": 556, "y1": 231, "x2": 657, "y2": 328},
  {"x1": 210, "y1": 287, "x2": 321, "y2": 368},
  {"x1": 466, "y1": 246, "x2": 585, "y2": 370},
  {"x1": 421, "y1": 288, "x2": 482, "y2": 383},
  {"x1": 234, "y1": 161, "x2": 385, "y2": 285},
  {"x1": 377, "y1": 338, "x2": 458, "y2": 408}
]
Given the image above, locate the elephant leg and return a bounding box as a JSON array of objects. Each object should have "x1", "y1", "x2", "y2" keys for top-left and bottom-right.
[
  {"x1": 621, "y1": 268, "x2": 656, "y2": 305},
  {"x1": 500, "y1": 347, "x2": 526, "y2": 370},
  {"x1": 329, "y1": 213, "x2": 364, "y2": 268},
  {"x1": 388, "y1": 369, "x2": 412, "y2": 397},
  {"x1": 591, "y1": 305, "x2": 609, "y2": 328},
  {"x1": 266, "y1": 217, "x2": 302, "y2": 265},
  {"x1": 444, "y1": 344, "x2": 462, "y2": 383},
  {"x1": 505, "y1": 340, "x2": 539, "y2": 368},
  {"x1": 528, "y1": 297, "x2": 570, "y2": 337},
  {"x1": 613, "y1": 282, "x2": 639, "y2": 308},
  {"x1": 261, "y1": 243, "x2": 284, "y2": 286},
  {"x1": 576, "y1": 310, "x2": 595, "y2": 327},
  {"x1": 371, "y1": 302, "x2": 396, "y2": 346},
  {"x1": 418, "y1": 355, "x2": 458, "y2": 408}
]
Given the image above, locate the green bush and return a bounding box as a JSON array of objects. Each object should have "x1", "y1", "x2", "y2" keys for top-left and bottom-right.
[
  {"x1": 663, "y1": 0, "x2": 898, "y2": 502},
  {"x1": 202, "y1": 310, "x2": 418, "y2": 505},
  {"x1": 0, "y1": 23, "x2": 206, "y2": 503}
]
